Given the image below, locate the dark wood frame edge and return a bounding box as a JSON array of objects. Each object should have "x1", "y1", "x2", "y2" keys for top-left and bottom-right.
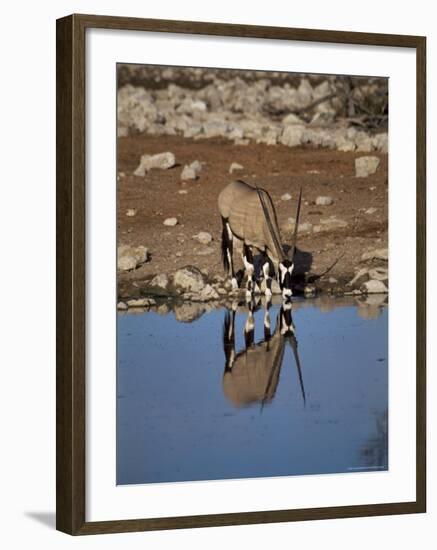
[{"x1": 56, "y1": 13, "x2": 427, "y2": 536}]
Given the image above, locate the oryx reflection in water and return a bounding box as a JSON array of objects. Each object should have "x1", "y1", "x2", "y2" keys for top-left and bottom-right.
[{"x1": 222, "y1": 298, "x2": 305, "y2": 409}]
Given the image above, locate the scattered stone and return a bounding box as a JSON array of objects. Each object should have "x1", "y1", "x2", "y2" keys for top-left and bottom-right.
[
  {"x1": 117, "y1": 255, "x2": 137, "y2": 271},
  {"x1": 117, "y1": 245, "x2": 148, "y2": 271},
  {"x1": 199, "y1": 284, "x2": 220, "y2": 301},
  {"x1": 126, "y1": 209, "x2": 137, "y2": 217},
  {"x1": 328, "y1": 277, "x2": 338, "y2": 284},
  {"x1": 361, "y1": 279, "x2": 389, "y2": 294},
  {"x1": 181, "y1": 160, "x2": 202, "y2": 180},
  {"x1": 178, "y1": 189, "x2": 188, "y2": 195},
  {"x1": 368, "y1": 267, "x2": 388, "y2": 281},
  {"x1": 313, "y1": 217, "x2": 348, "y2": 233},
  {"x1": 127, "y1": 298, "x2": 150, "y2": 308},
  {"x1": 149, "y1": 273, "x2": 169, "y2": 290},
  {"x1": 304, "y1": 284, "x2": 317, "y2": 298},
  {"x1": 280, "y1": 124, "x2": 305, "y2": 147},
  {"x1": 281, "y1": 193, "x2": 292, "y2": 201},
  {"x1": 192, "y1": 231, "x2": 213, "y2": 245},
  {"x1": 173, "y1": 266, "x2": 206, "y2": 293},
  {"x1": 163, "y1": 217, "x2": 178, "y2": 226},
  {"x1": 117, "y1": 301, "x2": 128, "y2": 311},
  {"x1": 118, "y1": 126, "x2": 129, "y2": 138},
  {"x1": 175, "y1": 251, "x2": 182, "y2": 257},
  {"x1": 355, "y1": 156, "x2": 380, "y2": 178},
  {"x1": 315, "y1": 196, "x2": 334, "y2": 206},
  {"x1": 134, "y1": 152, "x2": 176, "y2": 176},
  {"x1": 282, "y1": 113, "x2": 303, "y2": 125},
  {"x1": 347, "y1": 268, "x2": 369, "y2": 287},
  {"x1": 361, "y1": 248, "x2": 388, "y2": 262},
  {"x1": 298, "y1": 222, "x2": 313, "y2": 234},
  {"x1": 195, "y1": 247, "x2": 214, "y2": 256},
  {"x1": 229, "y1": 162, "x2": 244, "y2": 174},
  {"x1": 365, "y1": 207, "x2": 378, "y2": 215}
]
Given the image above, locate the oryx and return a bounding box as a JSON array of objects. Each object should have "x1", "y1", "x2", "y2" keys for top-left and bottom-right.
[
  {"x1": 222, "y1": 300, "x2": 305, "y2": 408},
  {"x1": 218, "y1": 180, "x2": 302, "y2": 299}
]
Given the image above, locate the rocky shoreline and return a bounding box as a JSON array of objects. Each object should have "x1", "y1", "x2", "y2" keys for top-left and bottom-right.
[{"x1": 117, "y1": 245, "x2": 388, "y2": 309}]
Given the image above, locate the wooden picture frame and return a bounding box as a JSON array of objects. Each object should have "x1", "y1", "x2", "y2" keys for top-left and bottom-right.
[{"x1": 56, "y1": 13, "x2": 426, "y2": 535}]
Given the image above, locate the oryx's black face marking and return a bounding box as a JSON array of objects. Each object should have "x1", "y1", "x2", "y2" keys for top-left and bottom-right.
[{"x1": 278, "y1": 259, "x2": 294, "y2": 298}]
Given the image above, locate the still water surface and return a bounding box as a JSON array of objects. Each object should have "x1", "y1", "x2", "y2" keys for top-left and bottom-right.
[{"x1": 117, "y1": 297, "x2": 388, "y2": 485}]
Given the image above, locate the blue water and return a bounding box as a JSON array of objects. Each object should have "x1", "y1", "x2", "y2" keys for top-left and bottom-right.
[{"x1": 117, "y1": 298, "x2": 388, "y2": 485}]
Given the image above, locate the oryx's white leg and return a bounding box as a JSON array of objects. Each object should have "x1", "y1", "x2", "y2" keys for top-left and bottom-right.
[
  {"x1": 262, "y1": 260, "x2": 272, "y2": 298},
  {"x1": 226, "y1": 223, "x2": 239, "y2": 290},
  {"x1": 242, "y1": 243, "x2": 257, "y2": 297}
]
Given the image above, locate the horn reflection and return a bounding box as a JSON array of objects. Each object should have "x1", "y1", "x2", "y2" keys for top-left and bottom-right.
[{"x1": 222, "y1": 298, "x2": 305, "y2": 409}]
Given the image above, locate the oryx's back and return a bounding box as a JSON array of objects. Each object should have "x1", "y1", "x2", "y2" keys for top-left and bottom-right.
[{"x1": 218, "y1": 180, "x2": 281, "y2": 257}]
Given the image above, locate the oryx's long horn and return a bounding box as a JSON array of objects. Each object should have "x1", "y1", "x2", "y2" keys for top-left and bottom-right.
[
  {"x1": 290, "y1": 336, "x2": 306, "y2": 405},
  {"x1": 254, "y1": 184, "x2": 285, "y2": 261},
  {"x1": 289, "y1": 187, "x2": 303, "y2": 261}
]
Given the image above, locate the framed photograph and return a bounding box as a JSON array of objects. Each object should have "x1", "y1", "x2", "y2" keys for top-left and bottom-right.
[{"x1": 56, "y1": 14, "x2": 426, "y2": 535}]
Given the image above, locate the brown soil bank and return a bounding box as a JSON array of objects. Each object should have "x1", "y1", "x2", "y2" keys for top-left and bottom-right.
[{"x1": 117, "y1": 134, "x2": 388, "y2": 300}]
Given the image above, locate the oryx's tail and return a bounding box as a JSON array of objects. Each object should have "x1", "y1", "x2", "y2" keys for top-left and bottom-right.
[{"x1": 221, "y1": 216, "x2": 230, "y2": 273}]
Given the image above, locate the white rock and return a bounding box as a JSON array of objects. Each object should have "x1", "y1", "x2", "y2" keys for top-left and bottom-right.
[
  {"x1": 181, "y1": 160, "x2": 202, "y2": 180},
  {"x1": 347, "y1": 268, "x2": 369, "y2": 287},
  {"x1": 117, "y1": 256, "x2": 137, "y2": 271},
  {"x1": 281, "y1": 193, "x2": 292, "y2": 201},
  {"x1": 163, "y1": 217, "x2": 178, "y2": 226},
  {"x1": 195, "y1": 247, "x2": 214, "y2": 256},
  {"x1": 315, "y1": 196, "x2": 334, "y2": 206},
  {"x1": 127, "y1": 298, "x2": 150, "y2": 307},
  {"x1": 199, "y1": 284, "x2": 220, "y2": 301},
  {"x1": 355, "y1": 156, "x2": 380, "y2": 178},
  {"x1": 304, "y1": 285, "x2": 316, "y2": 298},
  {"x1": 361, "y1": 279, "x2": 388, "y2": 294},
  {"x1": 173, "y1": 266, "x2": 206, "y2": 293},
  {"x1": 134, "y1": 152, "x2": 176, "y2": 176},
  {"x1": 229, "y1": 162, "x2": 244, "y2": 174},
  {"x1": 282, "y1": 113, "x2": 303, "y2": 125},
  {"x1": 117, "y1": 245, "x2": 148, "y2": 271},
  {"x1": 365, "y1": 207, "x2": 378, "y2": 215},
  {"x1": 192, "y1": 231, "x2": 213, "y2": 245},
  {"x1": 280, "y1": 125, "x2": 305, "y2": 147},
  {"x1": 178, "y1": 189, "x2": 188, "y2": 194},
  {"x1": 368, "y1": 267, "x2": 389, "y2": 281},
  {"x1": 126, "y1": 209, "x2": 137, "y2": 217},
  {"x1": 373, "y1": 133, "x2": 389, "y2": 153},
  {"x1": 361, "y1": 248, "x2": 388, "y2": 261},
  {"x1": 298, "y1": 222, "x2": 313, "y2": 233},
  {"x1": 150, "y1": 273, "x2": 169, "y2": 290},
  {"x1": 313, "y1": 218, "x2": 348, "y2": 232},
  {"x1": 117, "y1": 302, "x2": 128, "y2": 311}
]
